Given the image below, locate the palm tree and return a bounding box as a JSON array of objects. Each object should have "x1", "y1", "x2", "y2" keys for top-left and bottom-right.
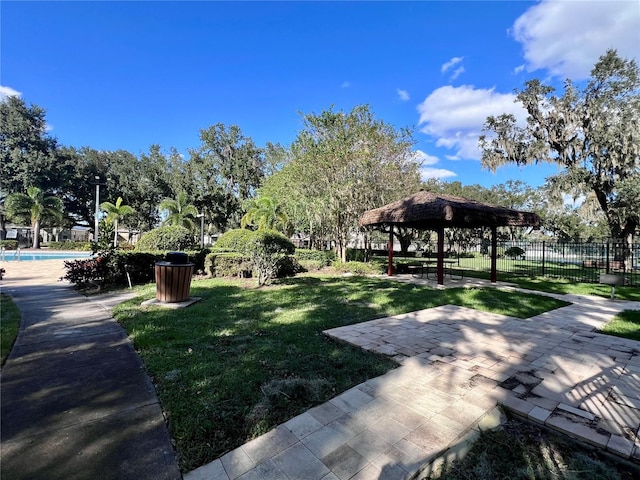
[
  {"x1": 5, "y1": 186, "x2": 64, "y2": 249},
  {"x1": 100, "y1": 197, "x2": 135, "y2": 247},
  {"x1": 241, "y1": 196, "x2": 289, "y2": 233},
  {"x1": 159, "y1": 192, "x2": 199, "y2": 231}
]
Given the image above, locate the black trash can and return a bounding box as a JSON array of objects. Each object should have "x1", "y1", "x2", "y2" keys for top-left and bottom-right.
[{"x1": 155, "y1": 252, "x2": 194, "y2": 303}]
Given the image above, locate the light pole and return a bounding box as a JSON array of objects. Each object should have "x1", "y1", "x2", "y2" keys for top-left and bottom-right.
[
  {"x1": 94, "y1": 176, "x2": 100, "y2": 244},
  {"x1": 197, "y1": 213, "x2": 205, "y2": 249}
]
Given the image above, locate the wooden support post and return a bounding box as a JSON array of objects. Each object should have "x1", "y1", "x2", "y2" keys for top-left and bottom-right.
[
  {"x1": 491, "y1": 226, "x2": 497, "y2": 283},
  {"x1": 437, "y1": 227, "x2": 444, "y2": 285},
  {"x1": 387, "y1": 227, "x2": 394, "y2": 276}
]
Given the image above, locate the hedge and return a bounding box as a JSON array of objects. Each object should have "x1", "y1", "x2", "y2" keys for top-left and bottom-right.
[
  {"x1": 205, "y1": 252, "x2": 253, "y2": 278},
  {"x1": 135, "y1": 225, "x2": 196, "y2": 252},
  {"x1": 294, "y1": 248, "x2": 336, "y2": 266},
  {"x1": 0, "y1": 240, "x2": 19, "y2": 250}
]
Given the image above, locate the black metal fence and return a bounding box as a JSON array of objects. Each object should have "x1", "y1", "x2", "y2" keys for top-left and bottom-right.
[{"x1": 417, "y1": 240, "x2": 640, "y2": 286}]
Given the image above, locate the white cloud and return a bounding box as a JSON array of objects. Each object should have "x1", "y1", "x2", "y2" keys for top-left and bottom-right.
[
  {"x1": 0, "y1": 85, "x2": 21, "y2": 100},
  {"x1": 341, "y1": 81, "x2": 350, "y2": 88},
  {"x1": 441, "y1": 56, "x2": 464, "y2": 74},
  {"x1": 420, "y1": 167, "x2": 457, "y2": 181},
  {"x1": 417, "y1": 84, "x2": 527, "y2": 160},
  {"x1": 513, "y1": 64, "x2": 525, "y2": 75},
  {"x1": 449, "y1": 66, "x2": 465, "y2": 81},
  {"x1": 512, "y1": 0, "x2": 640, "y2": 79},
  {"x1": 412, "y1": 150, "x2": 456, "y2": 181},
  {"x1": 412, "y1": 149, "x2": 439, "y2": 166},
  {"x1": 397, "y1": 89, "x2": 410, "y2": 101}
]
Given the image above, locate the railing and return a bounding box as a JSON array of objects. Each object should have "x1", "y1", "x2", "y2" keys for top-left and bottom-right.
[{"x1": 396, "y1": 240, "x2": 640, "y2": 286}]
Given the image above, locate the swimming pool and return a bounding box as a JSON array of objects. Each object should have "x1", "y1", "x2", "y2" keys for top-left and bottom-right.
[{"x1": 0, "y1": 251, "x2": 93, "y2": 262}]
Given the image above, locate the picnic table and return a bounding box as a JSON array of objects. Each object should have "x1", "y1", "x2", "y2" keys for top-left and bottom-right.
[{"x1": 406, "y1": 259, "x2": 464, "y2": 280}]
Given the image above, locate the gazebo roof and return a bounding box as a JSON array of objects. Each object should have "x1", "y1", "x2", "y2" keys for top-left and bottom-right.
[{"x1": 359, "y1": 191, "x2": 540, "y2": 229}]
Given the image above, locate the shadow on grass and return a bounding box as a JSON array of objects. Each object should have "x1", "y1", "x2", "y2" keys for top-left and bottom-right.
[{"x1": 114, "y1": 275, "x2": 568, "y2": 470}]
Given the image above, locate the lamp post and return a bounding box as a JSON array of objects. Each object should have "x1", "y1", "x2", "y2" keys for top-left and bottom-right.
[
  {"x1": 94, "y1": 176, "x2": 101, "y2": 244},
  {"x1": 197, "y1": 213, "x2": 205, "y2": 249}
]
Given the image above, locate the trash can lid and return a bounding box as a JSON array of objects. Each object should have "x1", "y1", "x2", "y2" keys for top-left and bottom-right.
[{"x1": 165, "y1": 251, "x2": 189, "y2": 264}]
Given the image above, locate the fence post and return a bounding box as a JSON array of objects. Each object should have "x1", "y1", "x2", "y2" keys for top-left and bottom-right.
[
  {"x1": 542, "y1": 241, "x2": 546, "y2": 277},
  {"x1": 606, "y1": 242, "x2": 610, "y2": 274}
]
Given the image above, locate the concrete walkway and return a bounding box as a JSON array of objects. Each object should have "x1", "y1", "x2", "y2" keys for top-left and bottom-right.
[
  {"x1": 187, "y1": 276, "x2": 640, "y2": 480},
  {"x1": 0, "y1": 259, "x2": 181, "y2": 480}
]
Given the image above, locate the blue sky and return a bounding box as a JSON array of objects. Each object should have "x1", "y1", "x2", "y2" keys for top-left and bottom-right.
[{"x1": 2, "y1": 1, "x2": 638, "y2": 189}]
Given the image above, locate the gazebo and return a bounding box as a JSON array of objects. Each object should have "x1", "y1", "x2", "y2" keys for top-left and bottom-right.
[{"x1": 359, "y1": 191, "x2": 541, "y2": 285}]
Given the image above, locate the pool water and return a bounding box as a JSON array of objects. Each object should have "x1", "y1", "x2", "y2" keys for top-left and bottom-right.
[{"x1": 0, "y1": 252, "x2": 93, "y2": 262}]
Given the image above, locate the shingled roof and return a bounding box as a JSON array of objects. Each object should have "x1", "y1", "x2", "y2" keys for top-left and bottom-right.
[{"x1": 359, "y1": 191, "x2": 540, "y2": 229}]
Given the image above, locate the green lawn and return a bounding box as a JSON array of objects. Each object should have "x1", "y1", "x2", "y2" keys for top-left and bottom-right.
[
  {"x1": 391, "y1": 255, "x2": 640, "y2": 301},
  {"x1": 0, "y1": 293, "x2": 20, "y2": 365},
  {"x1": 597, "y1": 310, "x2": 640, "y2": 341},
  {"x1": 113, "y1": 274, "x2": 569, "y2": 471}
]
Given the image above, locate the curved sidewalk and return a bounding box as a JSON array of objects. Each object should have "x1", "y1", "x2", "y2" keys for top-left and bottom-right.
[{"x1": 0, "y1": 260, "x2": 181, "y2": 480}]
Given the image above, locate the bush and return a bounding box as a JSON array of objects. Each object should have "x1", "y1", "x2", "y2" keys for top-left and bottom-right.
[
  {"x1": 63, "y1": 256, "x2": 111, "y2": 288},
  {"x1": 333, "y1": 261, "x2": 379, "y2": 275},
  {"x1": 276, "y1": 255, "x2": 305, "y2": 278},
  {"x1": 298, "y1": 259, "x2": 326, "y2": 272},
  {"x1": 505, "y1": 246, "x2": 526, "y2": 259},
  {"x1": 0, "y1": 240, "x2": 18, "y2": 250},
  {"x1": 213, "y1": 229, "x2": 255, "y2": 254},
  {"x1": 294, "y1": 248, "x2": 336, "y2": 266},
  {"x1": 346, "y1": 248, "x2": 367, "y2": 262},
  {"x1": 205, "y1": 252, "x2": 253, "y2": 278},
  {"x1": 44, "y1": 241, "x2": 93, "y2": 251},
  {"x1": 248, "y1": 230, "x2": 295, "y2": 286},
  {"x1": 64, "y1": 251, "x2": 165, "y2": 289},
  {"x1": 135, "y1": 226, "x2": 196, "y2": 252}
]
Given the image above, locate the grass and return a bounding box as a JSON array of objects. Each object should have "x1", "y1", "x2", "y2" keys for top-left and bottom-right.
[
  {"x1": 113, "y1": 274, "x2": 569, "y2": 471},
  {"x1": 391, "y1": 255, "x2": 640, "y2": 301},
  {"x1": 426, "y1": 414, "x2": 639, "y2": 480},
  {"x1": 597, "y1": 309, "x2": 640, "y2": 342},
  {"x1": 0, "y1": 293, "x2": 21, "y2": 366}
]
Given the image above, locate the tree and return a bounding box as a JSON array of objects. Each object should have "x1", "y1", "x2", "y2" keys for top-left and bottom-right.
[
  {"x1": 5, "y1": 186, "x2": 64, "y2": 249},
  {"x1": 100, "y1": 197, "x2": 134, "y2": 247},
  {"x1": 0, "y1": 96, "x2": 74, "y2": 196},
  {"x1": 159, "y1": 192, "x2": 199, "y2": 231},
  {"x1": 109, "y1": 145, "x2": 172, "y2": 233},
  {"x1": 480, "y1": 50, "x2": 640, "y2": 266},
  {"x1": 241, "y1": 196, "x2": 289, "y2": 233},
  {"x1": 269, "y1": 105, "x2": 421, "y2": 261},
  {"x1": 192, "y1": 124, "x2": 266, "y2": 231}
]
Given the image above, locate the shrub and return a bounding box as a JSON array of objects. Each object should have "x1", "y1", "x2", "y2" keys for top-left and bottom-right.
[
  {"x1": 294, "y1": 248, "x2": 336, "y2": 266},
  {"x1": 63, "y1": 256, "x2": 111, "y2": 288},
  {"x1": 298, "y1": 259, "x2": 325, "y2": 272},
  {"x1": 346, "y1": 248, "x2": 367, "y2": 262},
  {"x1": 135, "y1": 226, "x2": 196, "y2": 252},
  {"x1": 205, "y1": 252, "x2": 253, "y2": 278},
  {"x1": 0, "y1": 240, "x2": 18, "y2": 250},
  {"x1": 185, "y1": 248, "x2": 212, "y2": 274},
  {"x1": 505, "y1": 246, "x2": 526, "y2": 259},
  {"x1": 64, "y1": 251, "x2": 166, "y2": 289},
  {"x1": 247, "y1": 230, "x2": 295, "y2": 286},
  {"x1": 213, "y1": 229, "x2": 255, "y2": 254},
  {"x1": 276, "y1": 255, "x2": 305, "y2": 278},
  {"x1": 333, "y1": 261, "x2": 379, "y2": 275}
]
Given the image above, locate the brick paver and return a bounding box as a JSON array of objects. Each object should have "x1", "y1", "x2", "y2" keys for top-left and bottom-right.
[{"x1": 182, "y1": 277, "x2": 640, "y2": 480}]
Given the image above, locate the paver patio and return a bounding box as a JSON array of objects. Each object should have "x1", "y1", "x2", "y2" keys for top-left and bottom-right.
[{"x1": 187, "y1": 277, "x2": 640, "y2": 480}]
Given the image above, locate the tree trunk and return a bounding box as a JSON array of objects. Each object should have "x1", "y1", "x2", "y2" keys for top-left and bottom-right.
[
  {"x1": 32, "y1": 220, "x2": 41, "y2": 249},
  {"x1": 114, "y1": 220, "x2": 119, "y2": 247}
]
